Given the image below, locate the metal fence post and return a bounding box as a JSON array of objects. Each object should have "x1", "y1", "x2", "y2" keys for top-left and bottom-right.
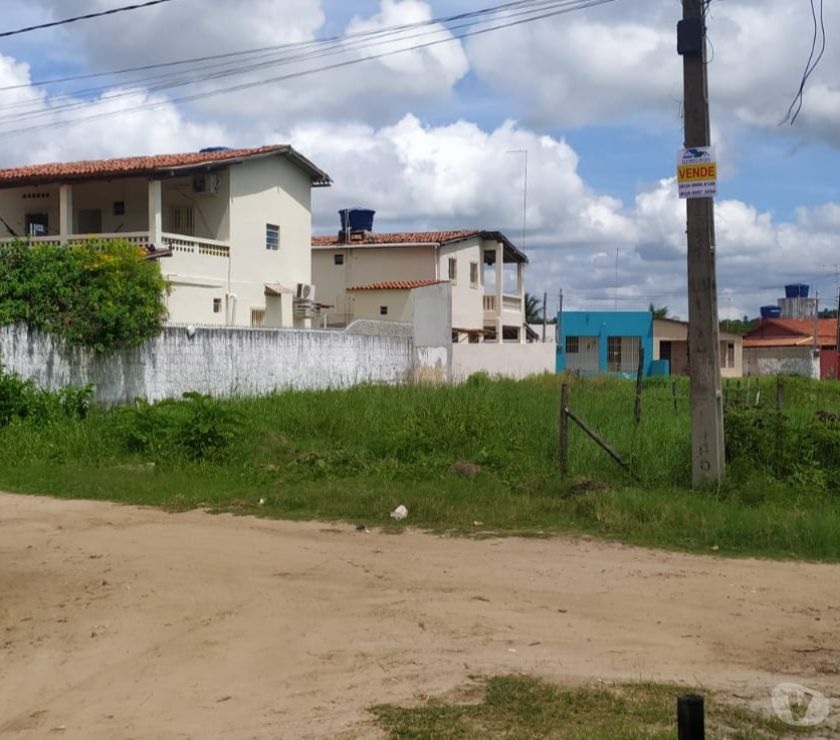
[{"x1": 677, "y1": 694, "x2": 705, "y2": 739}]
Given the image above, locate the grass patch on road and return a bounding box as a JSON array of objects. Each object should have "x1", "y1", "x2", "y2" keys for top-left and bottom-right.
[
  {"x1": 372, "y1": 675, "x2": 806, "y2": 739},
  {"x1": 2, "y1": 373, "x2": 840, "y2": 561}
]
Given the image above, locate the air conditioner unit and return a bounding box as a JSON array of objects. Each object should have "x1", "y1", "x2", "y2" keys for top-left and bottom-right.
[
  {"x1": 295, "y1": 283, "x2": 316, "y2": 301},
  {"x1": 192, "y1": 174, "x2": 222, "y2": 195}
]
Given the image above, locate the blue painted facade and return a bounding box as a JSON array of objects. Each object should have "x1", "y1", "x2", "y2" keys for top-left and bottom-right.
[{"x1": 556, "y1": 311, "x2": 665, "y2": 377}]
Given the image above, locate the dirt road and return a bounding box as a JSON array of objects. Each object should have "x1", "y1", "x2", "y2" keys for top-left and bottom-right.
[{"x1": 1, "y1": 492, "x2": 838, "y2": 739}]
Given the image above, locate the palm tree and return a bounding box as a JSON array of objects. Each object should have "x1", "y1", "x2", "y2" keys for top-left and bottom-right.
[
  {"x1": 649, "y1": 303, "x2": 670, "y2": 319},
  {"x1": 525, "y1": 293, "x2": 543, "y2": 323}
]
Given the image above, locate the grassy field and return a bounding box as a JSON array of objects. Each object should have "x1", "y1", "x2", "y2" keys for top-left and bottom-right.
[
  {"x1": 372, "y1": 675, "x2": 808, "y2": 739},
  {"x1": 1, "y1": 372, "x2": 840, "y2": 560}
]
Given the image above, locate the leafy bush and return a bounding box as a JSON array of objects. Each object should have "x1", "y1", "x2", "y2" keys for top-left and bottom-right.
[
  {"x1": 0, "y1": 364, "x2": 93, "y2": 426},
  {"x1": 119, "y1": 393, "x2": 242, "y2": 461},
  {"x1": 0, "y1": 238, "x2": 168, "y2": 351}
]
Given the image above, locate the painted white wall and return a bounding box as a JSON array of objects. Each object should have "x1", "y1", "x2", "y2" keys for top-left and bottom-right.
[
  {"x1": 348, "y1": 289, "x2": 413, "y2": 322},
  {"x1": 452, "y1": 342, "x2": 555, "y2": 380},
  {"x1": 439, "y1": 237, "x2": 483, "y2": 331},
  {"x1": 312, "y1": 245, "x2": 436, "y2": 325},
  {"x1": 743, "y1": 347, "x2": 819, "y2": 379},
  {"x1": 0, "y1": 324, "x2": 414, "y2": 403},
  {"x1": 229, "y1": 156, "x2": 314, "y2": 329}
]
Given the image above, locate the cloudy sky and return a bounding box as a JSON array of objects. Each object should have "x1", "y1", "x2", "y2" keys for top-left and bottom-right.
[{"x1": 0, "y1": 0, "x2": 838, "y2": 318}]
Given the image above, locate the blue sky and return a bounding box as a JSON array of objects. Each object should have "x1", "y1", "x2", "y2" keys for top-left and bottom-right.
[{"x1": 0, "y1": 0, "x2": 838, "y2": 317}]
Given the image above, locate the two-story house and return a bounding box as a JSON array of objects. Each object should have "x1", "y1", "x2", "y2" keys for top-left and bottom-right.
[
  {"x1": 312, "y1": 211, "x2": 530, "y2": 343},
  {"x1": 0, "y1": 146, "x2": 331, "y2": 328}
]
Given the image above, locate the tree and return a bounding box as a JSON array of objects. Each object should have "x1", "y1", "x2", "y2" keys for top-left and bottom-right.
[
  {"x1": 0, "y1": 238, "x2": 169, "y2": 351},
  {"x1": 525, "y1": 292, "x2": 543, "y2": 323},
  {"x1": 649, "y1": 303, "x2": 670, "y2": 319}
]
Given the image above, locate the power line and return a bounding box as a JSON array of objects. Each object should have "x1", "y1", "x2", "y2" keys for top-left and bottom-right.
[
  {"x1": 0, "y1": 0, "x2": 178, "y2": 39},
  {"x1": 0, "y1": 0, "x2": 617, "y2": 137},
  {"x1": 781, "y1": 0, "x2": 827, "y2": 125},
  {"x1": 0, "y1": 0, "x2": 578, "y2": 121}
]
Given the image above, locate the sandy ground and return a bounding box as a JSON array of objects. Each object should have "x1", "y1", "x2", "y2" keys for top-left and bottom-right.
[{"x1": 1, "y1": 493, "x2": 838, "y2": 739}]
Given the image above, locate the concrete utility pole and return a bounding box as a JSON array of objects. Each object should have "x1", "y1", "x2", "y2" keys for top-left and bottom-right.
[{"x1": 679, "y1": 0, "x2": 725, "y2": 487}]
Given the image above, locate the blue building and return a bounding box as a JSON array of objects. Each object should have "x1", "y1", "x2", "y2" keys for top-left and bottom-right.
[{"x1": 556, "y1": 311, "x2": 667, "y2": 378}]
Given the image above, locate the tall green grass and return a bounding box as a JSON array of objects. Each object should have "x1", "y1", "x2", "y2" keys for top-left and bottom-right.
[{"x1": 1, "y1": 373, "x2": 840, "y2": 561}]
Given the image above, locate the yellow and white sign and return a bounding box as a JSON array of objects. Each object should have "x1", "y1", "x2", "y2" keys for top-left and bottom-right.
[{"x1": 677, "y1": 147, "x2": 717, "y2": 199}]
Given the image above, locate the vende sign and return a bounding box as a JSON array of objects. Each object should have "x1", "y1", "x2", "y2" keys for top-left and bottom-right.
[{"x1": 677, "y1": 146, "x2": 717, "y2": 198}]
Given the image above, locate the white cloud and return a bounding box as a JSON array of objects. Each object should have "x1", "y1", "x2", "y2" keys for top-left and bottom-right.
[{"x1": 466, "y1": 0, "x2": 840, "y2": 147}]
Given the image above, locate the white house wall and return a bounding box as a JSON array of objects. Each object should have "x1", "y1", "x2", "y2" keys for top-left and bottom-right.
[
  {"x1": 453, "y1": 342, "x2": 555, "y2": 380},
  {"x1": 348, "y1": 290, "x2": 413, "y2": 323},
  {"x1": 228, "y1": 157, "x2": 314, "y2": 328},
  {"x1": 312, "y1": 245, "x2": 436, "y2": 325},
  {"x1": 0, "y1": 184, "x2": 60, "y2": 237},
  {"x1": 161, "y1": 173, "x2": 230, "y2": 241},
  {"x1": 439, "y1": 237, "x2": 483, "y2": 331}
]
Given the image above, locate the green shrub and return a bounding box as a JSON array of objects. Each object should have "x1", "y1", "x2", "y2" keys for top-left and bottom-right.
[
  {"x1": 119, "y1": 393, "x2": 242, "y2": 461},
  {"x1": 0, "y1": 364, "x2": 93, "y2": 426},
  {"x1": 0, "y1": 238, "x2": 168, "y2": 351}
]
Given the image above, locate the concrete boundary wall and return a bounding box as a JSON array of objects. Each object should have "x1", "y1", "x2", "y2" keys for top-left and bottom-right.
[
  {"x1": 743, "y1": 347, "x2": 819, "y2": 379},
  {"x1": 452, "y1": 342, "x2": 555, "y2": 381},
  {"x1": 0, "y1": 324, "x2": 416, "y2": 404}
]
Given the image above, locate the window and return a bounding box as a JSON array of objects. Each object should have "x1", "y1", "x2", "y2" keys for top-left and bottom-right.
[
  {"x1": 470, "y1": 262, "x2": 479, "y2": 288},
  {"x1": 380, "y1": 305, "x2": 388, "y2": 316},
  {"x1": 566, "y1": 336, "x2": 580, "y2": 354},
  {"x1": 266, "y1": 223, "x2": 280, "y2": 251},
  {"x1": 607, "y1": 336, "x2": 641, "y2": 373},
  {"x1": 448, "y1": 257, "x2": 457, "y2": 283},
  {"x1": 168, "y1": 206, "x2": 195, "y2": 236},
  {"x1": 213, "y1": 298, "x2": 222, "y2": 314},
  {"x1": 25, "y1": 213, "x2": 48, "y2": 237},
  {"x1": 250, "y1": 308, "x2": 266, "y2": 327},
  {"x1": 113, "y1": 201, "x2": 126, "y2": 216},
  {"x1": 334, "y1": 253, "x2": 344, "y2": 265},
  {"x1": 721, "y1": 342, "x2": 736, "y2": 369},
  {"x1": 78, "y1": 208, "x2": 102, "y2": 234}
]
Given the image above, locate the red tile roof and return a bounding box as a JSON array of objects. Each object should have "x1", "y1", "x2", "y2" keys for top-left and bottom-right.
[
  {"x1": 0, "y1": 145, "x2": 331, "y2": 187},
  {"x1": 312, "y1": 230, "x2": 479, "y2": 247},
  {"x1": 347, "y1": 279, "x2": 448, "y2": 292},
  {"x1": 313, "y1": 229, "x2": 528, "y2": 263},
  {"x1": 743, "y1": 318, "x2": 838, "y2": 348}
]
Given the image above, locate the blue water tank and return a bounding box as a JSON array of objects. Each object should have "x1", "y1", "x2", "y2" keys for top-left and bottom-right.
[
  {"x1": 761, "y1": 305, "x2": 782, "y2": 318},
  {"x1": 199, "y1": 146, "x2": 231, "y2": 153},
  {"x1": 785, "y1": 283, "x2": 809, "y2": 298},
  {"x1": 339, "y1": 208, "x2": 375, "y2": 233}
]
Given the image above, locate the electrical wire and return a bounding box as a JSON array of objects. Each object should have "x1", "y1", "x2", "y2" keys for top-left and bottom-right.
[
  {"x1": 0, "y1": 0, "x2": 178, "y2": 39},
  {"x1": 781, "y1": 0, "x2": 827, "y2": 125},
  {"x1": 0, "y1": 0, "x2": 580, "y2": 120},
  {"x1": 0, "y1": 0, "x2": 617, "y2": 136}
]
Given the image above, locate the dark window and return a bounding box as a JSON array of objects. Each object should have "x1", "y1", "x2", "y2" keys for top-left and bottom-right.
[
  {"x1": 566, "y1": 336, "x2": 579, "y2": 353},
  {"x1": 334, "y1": 253, "x2": 344, "y2": 265},
  {"x1": 25, "y1": 213, "x2": 48, "y2": 237},
  {"x1": 448, "y1": 257, "x2": 457, "y2": 282},
  {"x1": 113, "y1": 201, "x2": 126, "y2": 216},
  {"x1": 213, "y1": 298, "x2": 222, "y2": 314},
  {"x1": 266, "y1": 223, "x2": 280, "y2": 251},
  {"x1": 78, "y1": 208, "x2": 102, "y2": 234},
  {"x1": 380, "y1": 305, "x2": 388, "y2": 316}
]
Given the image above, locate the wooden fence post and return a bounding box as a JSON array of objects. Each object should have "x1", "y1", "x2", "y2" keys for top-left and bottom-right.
[
  {"x1": 560, "y1": 383, "x2": 569, "y2": 476},
  {"x1": 634, "y1": 345, "x2": 644, "y2": 425},
  {"x1": 672, "y1": 380, "x2": 678, "y2": 416}
]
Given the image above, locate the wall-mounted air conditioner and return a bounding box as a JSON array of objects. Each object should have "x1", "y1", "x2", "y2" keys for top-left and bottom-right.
[
  {"x1": 295, "y1": 283, "x2": 316, "y2": 301},
  {"x1": 192, "y1": 174, "x2": 222, "y2": 195}
]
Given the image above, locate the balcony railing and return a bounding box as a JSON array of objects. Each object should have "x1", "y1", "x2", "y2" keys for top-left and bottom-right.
[
  {"x1": 0, "y1": 231, "x2": 230, "y2": 258},
  {"x1": 483, "y1": 293, "x2": 523, "y2": 314}
]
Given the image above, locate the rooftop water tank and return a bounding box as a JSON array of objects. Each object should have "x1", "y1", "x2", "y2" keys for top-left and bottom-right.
[
  {"x1": 339, "y1": 208, "x2": 375, "y2": 233},
  {"x1": 784, "y1": 283, "x2": 810, "y2": 298},
  {"x1": 199, "y1": 146, "x2": 231, "y2": 153},
  {"x1": 760, "y1": 305, "x2": 782, "y2": 319}
]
